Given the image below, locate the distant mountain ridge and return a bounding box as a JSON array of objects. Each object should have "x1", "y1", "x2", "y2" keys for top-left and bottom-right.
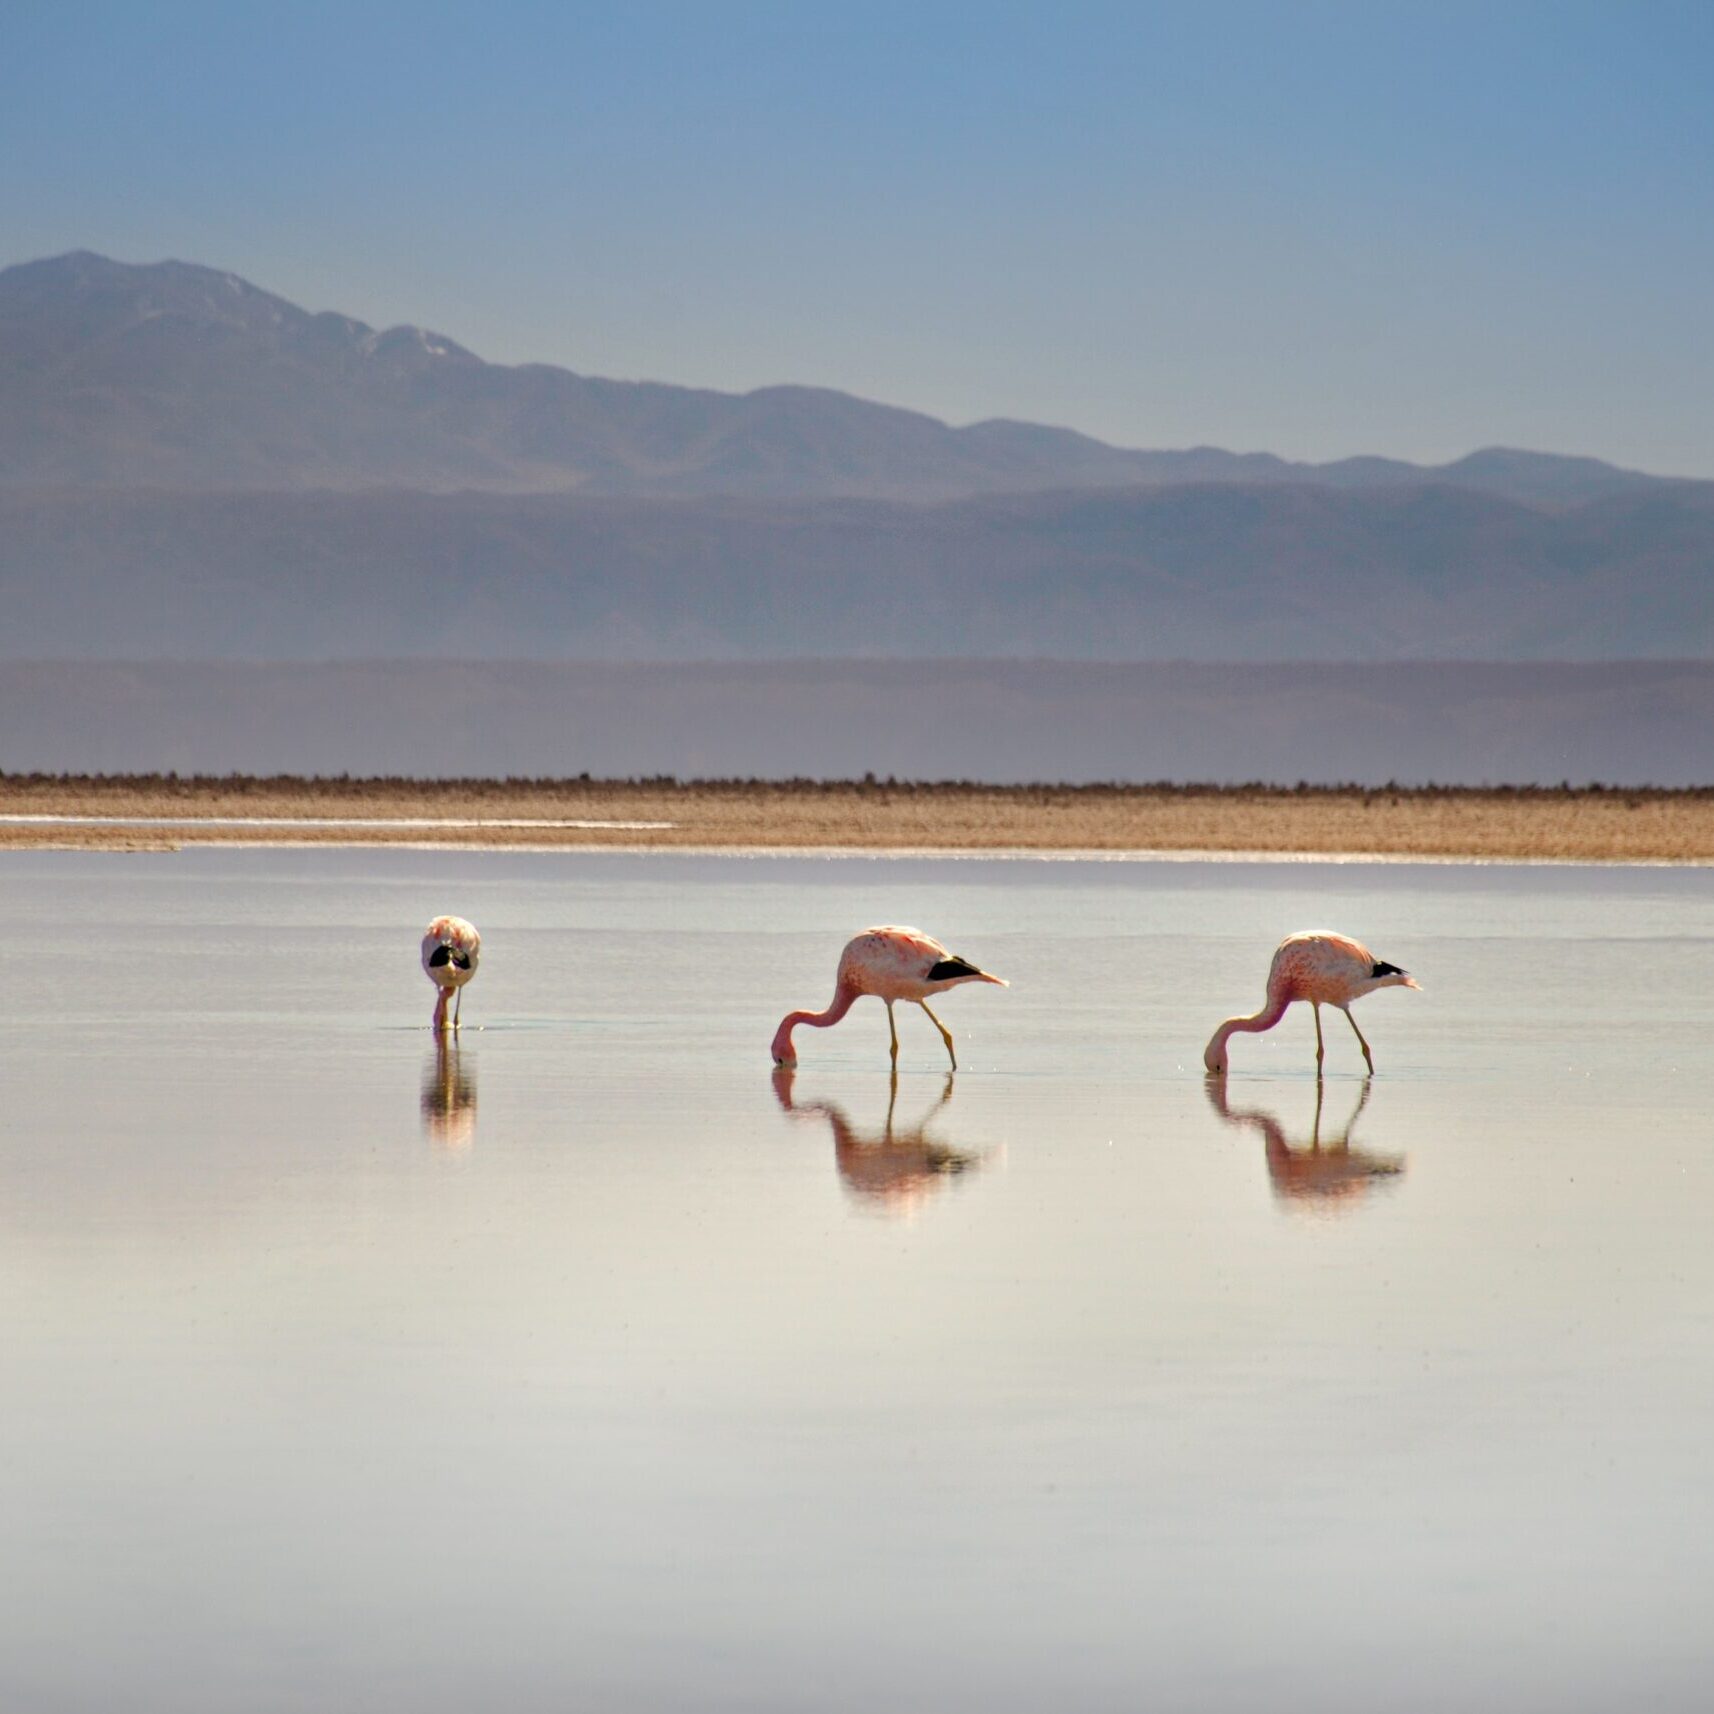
[
  {"x1": 5, "y1": 250, "x2": 1709, "y2": 676},
  {"x1": 0, "y1": 251, "x2": 1678, "y2": 505}
]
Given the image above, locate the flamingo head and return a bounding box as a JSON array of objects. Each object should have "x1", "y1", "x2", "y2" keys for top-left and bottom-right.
[
  {"x1": 1203, "y1": 1023, "x2": 1233, "y2": 1075},
  {"x1": 1367, "y1": 959, "x2": 1419, "y2": 993}
]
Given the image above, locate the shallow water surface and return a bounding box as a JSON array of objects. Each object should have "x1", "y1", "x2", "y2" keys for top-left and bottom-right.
[{"x1": 3, "y1": 849, "x2": 1714, "y2": 1712}]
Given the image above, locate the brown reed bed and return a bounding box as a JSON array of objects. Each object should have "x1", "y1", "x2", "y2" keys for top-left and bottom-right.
[{"x1": 2, "y1": 773, "x2": 1711, "y2": 861}]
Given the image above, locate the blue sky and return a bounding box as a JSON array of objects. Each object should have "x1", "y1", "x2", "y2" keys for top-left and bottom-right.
[{"x1": 4, "y1": 1, "x2": 1712, "y2": 472}]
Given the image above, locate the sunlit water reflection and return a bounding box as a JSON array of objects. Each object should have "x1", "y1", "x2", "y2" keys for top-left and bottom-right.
[
  {"x1": 420, "y1": 1035, "x2": 478, "y2": 1151},
  {"x1": 3, "y1": 848, "x2": 1714, "y2": 1713},
  {"x1": 772, "y1": 1068, "x2": 992, "y2": 1216},
  {"x1": 1206, "y1": 1073, "x2": 1406, "y2": 1211}
]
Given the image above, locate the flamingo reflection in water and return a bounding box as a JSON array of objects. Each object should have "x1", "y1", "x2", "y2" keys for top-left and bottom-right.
[
  {"x1": 772, "y1": 1068, "x2": 991, "y2": 1217},
  {"x1": 421, "y1": 1034, "x2": 477, "y2": 1151},
  {"x1": 1205, "y1": 1073, "x2": 1404, "y2": 1213}
]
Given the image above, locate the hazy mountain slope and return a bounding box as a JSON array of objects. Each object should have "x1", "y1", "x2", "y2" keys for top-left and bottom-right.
[
  {"x1": 5, "y1": 483, "x2": 1710, "y2": 662},
  {"x1": 0, "y1": 252, "x2": 1675, "y2": 504}
]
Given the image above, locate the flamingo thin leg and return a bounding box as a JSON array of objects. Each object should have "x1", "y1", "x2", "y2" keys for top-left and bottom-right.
[
  {"x1": 1341, "y1": 1005, "x2": 1374, "y2": 1073},
  {"x1": 886, "y1": 1000, "x2": 900, "y2": 1066},
  {"x1": 433, "y1": 989, "x2": 449, "y2": 1033},
  {"x1": 920, "y1": 999, "x2": 957, "y2": 1070},
  {"x1": 1312, "y1": 1002, "x2": 1325, "y2": 1069}
]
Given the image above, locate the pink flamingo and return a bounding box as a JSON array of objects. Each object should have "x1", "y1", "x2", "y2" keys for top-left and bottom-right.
[
  {"x1": 421, "y1": 914, "x2": 481, "y2": 1032},
  {"x1": 1203, "y1": 930, "x2": 1419, "y2": 1075},
  {"x1": 771, "y1": 926, "x2": 1006, "y2": 1070}
]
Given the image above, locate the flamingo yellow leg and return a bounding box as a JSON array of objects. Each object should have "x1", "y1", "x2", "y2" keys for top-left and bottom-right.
[
  {"x1": 1312, "y1": 1002, "x2": 1325, "y2": 1070},
  {"x1": 433, "y1": 989, "x2": 449, "y2": 1033},
  {"x1": 1341, "y1": 1005, "x2": 1375, "y2": 1074},
  {"x1": 886, "y1": 1000, "x2": 900, "y2": 1066},
  {"x1": 919, "y1": 1000, "x2": 958, "y2": 1071}
]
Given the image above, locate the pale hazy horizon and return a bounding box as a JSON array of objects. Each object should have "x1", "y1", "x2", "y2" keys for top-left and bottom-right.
[{"x1": 6, "y1": 660, "x2": 1710, "y2": 786}]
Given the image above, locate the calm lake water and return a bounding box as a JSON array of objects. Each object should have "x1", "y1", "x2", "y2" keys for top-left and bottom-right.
[{"x1": 4, "y1": 848, "x2": 1714, "y2": 1713}]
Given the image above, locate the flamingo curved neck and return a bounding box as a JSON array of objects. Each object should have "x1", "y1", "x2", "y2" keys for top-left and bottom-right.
[
  {"x1": 1203, "y1": 992, "x2": 1291, "y2": 1071},
  {"x1": 771, "y1": 982, "x2": 859, "y2": 1065}
]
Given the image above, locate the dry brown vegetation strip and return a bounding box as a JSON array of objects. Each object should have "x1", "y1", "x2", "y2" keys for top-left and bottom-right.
[{"x1": 2, "y1": 775, "x2": 1712, "y2": 862}]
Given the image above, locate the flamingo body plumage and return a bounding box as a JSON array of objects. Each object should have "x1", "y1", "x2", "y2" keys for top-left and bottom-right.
[
  {"x1": 422, "y1": 914, "x2": 481, "y2": 1031},
  {"x1": 1203, "y1": 930, "x2": 1418, "y2": 1075},
  {"x1": 771, "y1": 925, "x2": 1006, "y2": 1069}
]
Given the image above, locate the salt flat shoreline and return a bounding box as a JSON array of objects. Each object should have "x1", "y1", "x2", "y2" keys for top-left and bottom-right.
[{"x1": 3, "y1": 776, "x2": 1712, "y2": 863}]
